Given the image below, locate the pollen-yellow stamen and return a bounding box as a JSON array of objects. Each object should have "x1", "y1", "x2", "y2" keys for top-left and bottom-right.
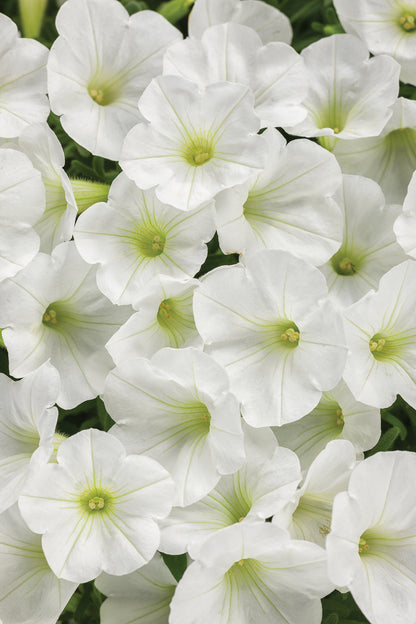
[
  {"x1": 336, "y1": 408, "x2": 344, "y2": 426},
  {"x1": 400, "y1": 14, "x2": 416, "y2": 30},
  {"x1": 358, "y1": 537, "x2": 370, "y2": 553},
  {"x1": 281, "y1": 327, "x2": 300, "y2": 343},
  {"x1": 43, "y1": 308, "x2": 58, "y2": 325},
  {"x1": 88, "y1": 496, "x2": 105, "y2": 510},
  {"x1": 369, "y1": 338, "x2": 386, "y2": 352},
  {"x1": 333, "y1": 127, "x2": 340, "y2": 134},
  {"x1": 89, "y1": 88, "x2": 105, "y2": 104},
  {"x1": 237, "y1": 559, "x2": 245, "y2": 566}
]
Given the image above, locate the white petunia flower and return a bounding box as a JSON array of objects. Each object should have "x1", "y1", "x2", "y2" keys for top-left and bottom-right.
[
  {"x1": 74, "y1": 173, "x2": 215, "y2": 305},
  {"x1": 106, "y1": 275, "x2": 202, "y2": 365},
  {"x1": 327, "y1": 451, "x2": 416, "y2": 624},
  {"x1": 169, "y1": 523, "x2": 332, "y2": 624},
  {"x1": 0, "y1": 14, "x2": 49, "y2": 137},
  {"x1": 163, "y1": 23, "x2": 306, "y2": 128},
  {"x1": 120, "y1": 76, "x2": 265, "y2": 211},
  {"x1": 47, "y1": 0, "x2": 181, "y2": 159},
  {"x1": 0, "y1": 504, "x2": 77, "y2": 624},
  {"x1": 275, "y1": 380, "x2": 380, "y2": 472},
  {"x1": 290, "y1": 34, "x2": 400, "y2": 147},
  {"x1": 343, "y1": 260, "x2": 416, "y2": 409},
  {"x1": 319, "y1": 175, "x2": 407, "y2": 308},
  {"x1": 0, "y1": 242, "x2": 131, "y2": 409},
  {"x1": 104, "y1": 347, "x2": 245, "y2": 507},
  {"x1": 193, "y1": 250, "x2": 347, "y2": 427},
  {"x1": 0, "y1": 362, "x2": 59, "y2": 514},
  {"x1": 1, "y1": 122, "x2": 77, "y2": 253},
  {"x1": 0, "y1": 148, "x2": 44, "y2": 281},
  {"x1": 160, "y1": 446, "x2": 301, "y2": 558},
  {"x1": 214, "y1": 128, "x2": 343, "y2": 264},
  {"x1": 394, "y1": 170, "x2": 416, "y2": 257},
  {"x1": 189, "y1": 0, "x2": 292, "y2": 44},
  {"x1": 333, "y1": 0, "x2": 416, "y2": 85},
  {"x1": 19, "y1": 428, "x2": 174, "y2": 583},
  {"x1": 95, "y1": 553, "x2": 177, "y2": 624},
  {"x1": 273, "y1": 440, "x2": 357, "y2": 547},
  {"x1": 333, "y1": 98, "x2": 416, "y2": 204}
]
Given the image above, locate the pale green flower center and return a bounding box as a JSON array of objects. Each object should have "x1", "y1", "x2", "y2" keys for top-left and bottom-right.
[
  {"x1": 79, "y1": 488, "x2": 113, "y2": 514},
  {"x1": 135, "y1": 226, "x2": 166, "y2": 257},
  {"x1": 89, "y1": 496, "x2": 105, "y2": 510},
  {"x1": 399, "y1": 13, "x2": 416, "y2": 31},
  {"x1": 358, "y1": 536, "x2": 370, "y2": 554},
  {"x1": 88, "y1": 79, "x2": 119, "y2": 106},
  {"x1": 333, "y1": 407, "x2": 344, "y2": 427},
  {"x1": 278, "y1": 322, "x2": 300, "y2": 349},
  {"x1": 183, "y1": 134, "x2": 215, "y2": 166},
  {"x1": 157, "y1": 299, "x2": 174, "y2": 326},
  {"x1": 42, "y1": 305, "x2": 58, "y2": 327},
  {"x1": 331, "y1": 248, "x2": 359, "y2": 276}
]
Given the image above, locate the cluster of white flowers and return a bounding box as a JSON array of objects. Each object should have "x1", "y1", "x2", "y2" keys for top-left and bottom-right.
[{"x1": 1, "y1": 0, "x2": 416, "y2": 622}]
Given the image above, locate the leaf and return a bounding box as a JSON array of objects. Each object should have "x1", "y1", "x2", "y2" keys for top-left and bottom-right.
[
  {"x1": 161, "y1": 552, "x2": 188, "y2": 582},
  {"x1": 366, "y1": 427, "x2": 401, "y2": 456},
  {"x1": 381, "y1": 410, "x2": 407, "y2": 440}
]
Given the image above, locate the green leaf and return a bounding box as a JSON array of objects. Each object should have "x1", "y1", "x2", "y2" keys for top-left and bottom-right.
[
  {"x1": 367, "y1": 427, "x2": 401, "y2": 455},
  {"x1": 96, "y1": 397, "x2": 114, "y2": 432},
  {"x1": 324, "y1": 615, "x2": 339, "y2": 624},
  {"x1": 161, "y1": 552, "x2": 188, "y2": 582},
  {"x1": 381, "y1": 410, "x2": 407, "y2": 440}
]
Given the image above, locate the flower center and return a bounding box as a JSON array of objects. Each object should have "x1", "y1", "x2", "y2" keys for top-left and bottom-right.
[
  {"x1": 399, "y1": 13, "x2": 416, "y2": 31},
  {"x1": 80, "y1": 488, "x2": 113, "y2": 514},
  {"x1": 331, "y1": 249, "x2": 358, "y2": 276},
  {"x1": 87, "y1": 80, "x2": 119, "y2": 106},
  {"x1": 280, "y1": 326, "x2": 300, "y2": 344},
  {"x1": 336, "y1": 407, "x2": 344, "y2": 427},
  {"x1": 157, "y1": 299, "x2": 173, "y2": 325},
  {"x1": 183, "y1": 135, "x2": 214, "y2": 167},
  {"x1": 135, "y1": 226, "x2": 166, "y2": 257},
  {"x1": 88, "y1": 496, "x2": 105, "y2": 510},
  {"x1": 369, "y1": 336, "x2": 386, "y2": 354},
  {"x1": 42, "y1": 305, "x2": 58, "y2": 327},
  {"x1": 358, "y1": 537, "x2": 370, "y2": 554}
]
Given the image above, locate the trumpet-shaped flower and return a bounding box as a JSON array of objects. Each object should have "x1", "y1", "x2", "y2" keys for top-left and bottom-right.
[
  {"x1": 189, "y1": 0, "x2": 292, "y2": 45},
  {"x1": 0, "y1": 148, "x2": 44, "y2": 281},
  {"x1": 0, "y1": 14, "x2": 49, "y2": 137},
  {"x1": 47, "y1": 0, "x2": 181, "y2": 159},
  {"x1": 290, "y1": 35, "x2": 400, "y2": 145},
  {"x1": 343, "y1": 260, "x2": 416, "y2": 408},
  {"x1": 333, "y1": 0, "x2": 416, "y2": 85},
  {"x1": 160, "y1": 446, "x2": 301, "y2": 558},
  {"x1": 74, "y1": 173, "x2": 215, "y2": 305},
  {"x1": 95, "y1": 553, "x2": 177, "y2": 624},
  {"x1": 319, "y1": 175, "x2": 406, "y2": 308},
  {"x1": 193, "y1": 250, "x2": 347, "y2": 427},
  {"x1": 276, "y1": 380, "x2": 380, "y2": 471},
  {"x1": 163, "y1": 23, "x2": 306, "y2": 128},
  {"x1": 333, "y1": 98, "x2": 416, "y2": 204},
  {"x1": 214, "y1": 128, "x2": 343, "y2": 263},
  {"x1": 273, "y1": 440, "x2": 357, "y2": 547},
  {"x1": 0, "y1": 504, "x2": 77, "y2": 624},
  {"x1": 19, "y1": 428, "x2": 174, "y2": 583},
  {"x1": 106, "y1": 275, "x2": 202, "y2": 365},
  {"x1": 394, "y1": 170, "x2": 416, "y2": 257},
  {"x1": 0, "y1": 362, "x2": 59, "y2": 514},
  {"x1": 120, "y1": 76, "x2": 265, "y2": 211},
  {"x1": 327, "y1": 451, "x2": 416, "y2": 624},
  {"x1": 104, "y1": 348, "x2": 245, "y2": 506},
  {"x1": 0, "y1": 242, "x2": 131, "y2": 409},
  {"x1": 169, "y1": 523, "x2": 332, "y2": 624},
  {"x1": 1, "y1": 122, "x2": 77, "y2": 253}
]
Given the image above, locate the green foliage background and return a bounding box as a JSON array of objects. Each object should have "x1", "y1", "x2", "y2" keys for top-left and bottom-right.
[{"x1": 1, "y1": 0, "x2": 415, "y2": 622}]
